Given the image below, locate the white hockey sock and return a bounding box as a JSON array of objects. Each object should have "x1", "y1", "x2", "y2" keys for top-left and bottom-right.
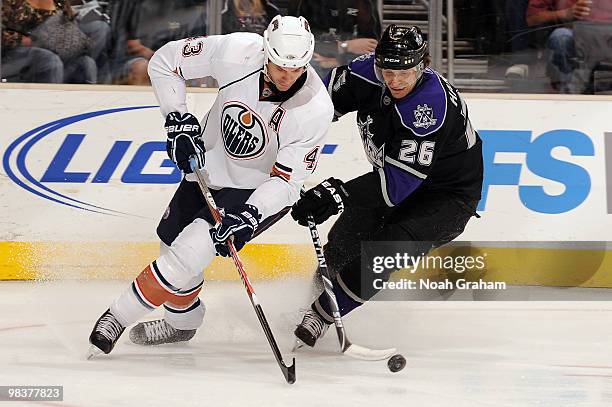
[{"x1": 110, "y1": 282, "x2": 155, "y2": 327}]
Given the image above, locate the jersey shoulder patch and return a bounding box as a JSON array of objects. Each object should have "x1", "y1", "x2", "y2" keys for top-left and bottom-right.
[
  {"x1": 395, "y1": 69, "x2": 447, "y2": 137},
  {"x1": 347, "y1": 53, "x2": 382, "y2": 86}
]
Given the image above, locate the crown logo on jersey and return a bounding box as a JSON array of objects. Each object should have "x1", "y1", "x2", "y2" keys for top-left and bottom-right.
[
  {"x1": 222, "y1": 103, "x2": 268, "y2": 160},
  {"x1": 354, "y1": 52, "x2": 373, "y2": 63},
  {"x1": 412, "y1": 104, "x2": 437, "y2": 129}
]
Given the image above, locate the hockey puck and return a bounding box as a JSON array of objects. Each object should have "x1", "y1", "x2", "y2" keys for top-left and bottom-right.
[{"x1": 387, "y1": 354, "x2": 406, "y2": 372}]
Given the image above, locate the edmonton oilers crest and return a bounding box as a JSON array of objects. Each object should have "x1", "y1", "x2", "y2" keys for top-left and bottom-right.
[{"x1": 221, "y1": 102, "x2": 267, "y2": 159}]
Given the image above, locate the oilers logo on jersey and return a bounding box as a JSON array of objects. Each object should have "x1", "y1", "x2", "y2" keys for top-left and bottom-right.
[{"x1": 221, "y1": 102, "x2": 268, "y2": 159}]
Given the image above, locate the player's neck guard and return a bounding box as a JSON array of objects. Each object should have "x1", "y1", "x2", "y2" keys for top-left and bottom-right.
[{"x1": 259, "y1": 70, "x2": 307, "y2": 102}]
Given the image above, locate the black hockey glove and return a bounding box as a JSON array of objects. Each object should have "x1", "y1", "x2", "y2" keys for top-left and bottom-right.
[
  {"x1": 165, "y1": 112, "x2": 205, "y2": 174},
  {"x1": 210, "y1": 204, "x2": 262, "y2": 257},
  {"x1": 291, "y1": 178, "x2": 349, "y2": 226}
]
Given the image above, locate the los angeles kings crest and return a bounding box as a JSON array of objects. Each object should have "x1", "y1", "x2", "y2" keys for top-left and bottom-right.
[{"x1": 221, "y1": 102, "x2": 268, "y2": 160}]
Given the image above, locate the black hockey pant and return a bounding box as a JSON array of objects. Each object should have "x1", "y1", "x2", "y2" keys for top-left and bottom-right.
[{"x1": 312, "y1": 189, "x2": 479, "y2": 322}]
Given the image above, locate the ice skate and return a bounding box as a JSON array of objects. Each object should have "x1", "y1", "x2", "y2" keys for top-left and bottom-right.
[
  {"x1": 88, "y1": 309, "x2": 125, "y2": 358},
  {"x1": 129, "y1": 319, "x2": 196, "y2": 346},
  {"x1": 294, "y1": 309, "x2": 330, "y2": 348}
]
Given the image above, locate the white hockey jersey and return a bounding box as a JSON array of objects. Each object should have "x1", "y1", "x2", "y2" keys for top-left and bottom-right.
[{"x1": 148, "y1": 33, "x2": 334, "y2": 219}]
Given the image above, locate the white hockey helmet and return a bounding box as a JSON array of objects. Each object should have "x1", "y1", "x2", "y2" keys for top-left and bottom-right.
[{"x1": 263, "y1": 15, "x2": 315, "y2": 69}]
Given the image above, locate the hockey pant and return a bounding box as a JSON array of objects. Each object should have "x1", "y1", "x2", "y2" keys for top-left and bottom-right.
[
  {"x1": 312, "y1": 190, "x2": 479, "y2": 323},
  {"x1": 111, "y1": 179, "x2": 289, "y2": 330}
]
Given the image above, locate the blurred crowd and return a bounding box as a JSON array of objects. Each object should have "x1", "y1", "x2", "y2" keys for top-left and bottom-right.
[
  {"x1": 1, "y1": 0, "x2": 611, "y2": 94},
  {"x1": 504, "y1": 0, "x2": 612, "y2": 94}
]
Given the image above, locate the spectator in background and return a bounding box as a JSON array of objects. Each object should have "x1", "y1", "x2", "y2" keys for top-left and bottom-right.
[
  {"x1": 137, "y1": 0, "x2": 208, "y2": 51},
  {"x1": 569, "y1": 1, "x2": 612, "y2": 93},
  {"x1": 1, "y1": 0, "x2": 98, "y2": 83},
  {"x1": 221, "y1": 0, "x2": 279, "y2": 35},
  {"x1": 108, "y1": 0, "x2": 157, "y2": 85},
  {"x1": 289, "y1": 0, "x2": 381, "y2": 78},
  {"x1": 108, "y1": 0, "x2": 207, "y2": 85},
  {"x1": 70, "y1": 0, "x2": 113, "y2": 83},
  {"x1": 526, "y1": 0, "x2": 611, "y2": 92},
  {"x1": 504, "y1": 0, "x2": 531, "y2": 79}
]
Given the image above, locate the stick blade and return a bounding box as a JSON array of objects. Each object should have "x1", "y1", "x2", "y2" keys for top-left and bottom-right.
[
  {"x1": 282, "y1": 358, "x2": 296, "y2": 384},
  {"x1": 343, "y1": 344, "x2": 397, "y2": 361}
]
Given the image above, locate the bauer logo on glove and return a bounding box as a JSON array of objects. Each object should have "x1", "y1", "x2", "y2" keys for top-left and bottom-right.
[{"x1": 165, "y1": 112, "x2": 205, "y2": 173}]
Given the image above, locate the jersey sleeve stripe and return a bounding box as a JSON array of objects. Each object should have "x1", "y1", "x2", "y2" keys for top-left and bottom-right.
[
  {"x1": 270, "y1": 164, "x2": 291, "y2": 182},
  {"x1": 326, "y1": 67, "x2": 337, "y2": 96},
  {"x1": 274, "y1": 161, "x2": 293, "y2": 173},
  {"x1": 384, "y1": 156, "x2": 427, "y2": 179},
  {"x1": 173, "y1": 67, "x2": 185, "y2": 79},
  {"x1": 465, "y1": 119, "x2": 477, "y2": 149},
  {"x1": 377, "y1": 167, "x2": 395, "y2": 207},
  {"x1": 348, "y1": 69, "x2": 382, "y2": 86}
]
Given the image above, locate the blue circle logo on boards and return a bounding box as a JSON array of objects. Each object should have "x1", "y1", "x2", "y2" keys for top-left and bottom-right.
[{"x1": 2, "y1": 106, "x2": 160, "y2": 216}]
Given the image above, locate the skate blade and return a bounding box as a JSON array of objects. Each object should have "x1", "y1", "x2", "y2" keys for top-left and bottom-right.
[
  {"x1": 86, "y1": 345, "x2": 104, "y2": 360},
  {"x1": 292, "y1": 338, "x2": 306, "y2": 353}
]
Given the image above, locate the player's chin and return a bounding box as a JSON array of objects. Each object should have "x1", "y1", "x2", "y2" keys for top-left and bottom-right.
[
  {"x1": 390, "y1": 88, "x2": 407, "y2": 97},
  {"x1": 276, "y1": 83, "x2": 291, "y2": 91}
]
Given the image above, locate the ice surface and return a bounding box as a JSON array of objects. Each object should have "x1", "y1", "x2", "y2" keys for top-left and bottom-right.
[{"x1": 1, "y1": 279, "x2": 611, "y2": 407}]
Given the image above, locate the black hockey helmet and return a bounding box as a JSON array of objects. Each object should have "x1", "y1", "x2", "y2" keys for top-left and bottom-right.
[{"x1": 375, "y1": 25, "x2": 428, "y2": 70}]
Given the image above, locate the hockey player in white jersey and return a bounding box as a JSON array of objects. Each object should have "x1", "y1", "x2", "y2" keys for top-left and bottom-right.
[{"x1": 88, "y1": 15, "x2": 334, "y2": 355}]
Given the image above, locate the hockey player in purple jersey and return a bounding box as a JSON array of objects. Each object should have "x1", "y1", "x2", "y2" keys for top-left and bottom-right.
[{"x1": 291, "y1": 25, "x2": 483, "y2": 347}]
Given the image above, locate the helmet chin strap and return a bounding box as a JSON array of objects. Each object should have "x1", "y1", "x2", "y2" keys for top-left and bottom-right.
[
  {"x1": 263, "y1": 58, "x2": 272, "y2": 83},
  {"x1": 413, "y1": 61, "x2": 425, "y2": 84}
]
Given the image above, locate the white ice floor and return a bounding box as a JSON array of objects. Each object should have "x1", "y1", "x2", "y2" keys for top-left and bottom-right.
[{"x1": 1, "y1": 279, "x2": 611, "y2": 407}]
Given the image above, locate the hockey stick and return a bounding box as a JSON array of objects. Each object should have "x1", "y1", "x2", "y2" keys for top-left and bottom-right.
[
  {"x1": 189, "y1": 158, "x2": 296, "y2": 384},
  {"x1": 304, "y1": 215, "x2": 397, "y2": 361}
]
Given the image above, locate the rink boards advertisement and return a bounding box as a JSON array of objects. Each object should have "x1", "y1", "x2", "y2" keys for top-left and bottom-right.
[{"x1": 1, "y1": 85, "x2": 612, "y2": 285}]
